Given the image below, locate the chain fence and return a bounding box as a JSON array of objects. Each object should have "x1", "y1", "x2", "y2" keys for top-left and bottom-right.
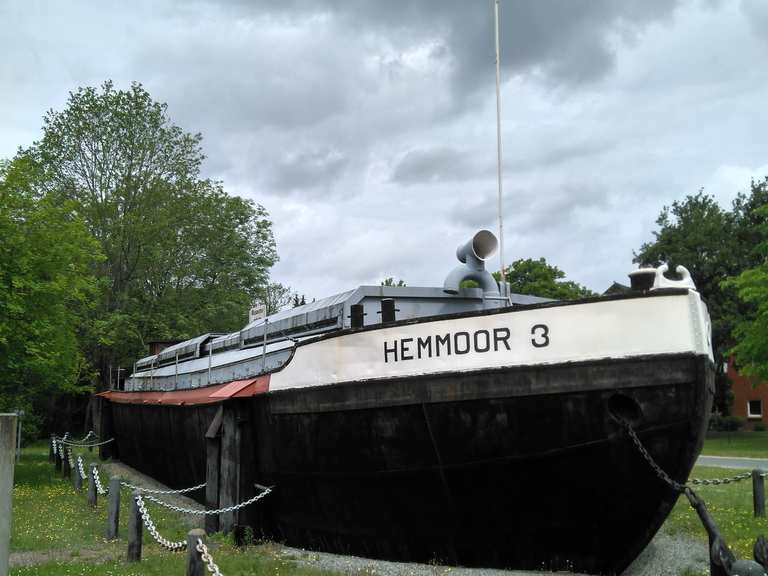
[
  {"x1": 135, "y1": 494, "x2": 187, "y2": 551},
  {"x1": 121, "y1": 480, "x2": 207, "y2": 495},
  {"x1": 47, "y1": 431, "x2": 281, "y2": 575},
  {"x1": 143, "y1": 486, "x2": 273, "y2": 516}
]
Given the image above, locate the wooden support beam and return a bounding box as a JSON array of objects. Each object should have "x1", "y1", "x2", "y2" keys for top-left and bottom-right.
[
  {"x1": 219, "y1": 403, "x2": 239, "y2": 533},
  {"x1": 205, "y1": 436, "x2": 221, "y2": 534}
]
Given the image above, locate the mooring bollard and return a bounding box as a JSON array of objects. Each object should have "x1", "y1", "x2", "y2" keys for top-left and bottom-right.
[
  {"x1": 127, "y1": 491, "x2": 142, "y2": 562},
  {"x1": 186, "y1": 528, "x2": 207, "y2": 576},
  {"x1": 106, "y1": 477, "x2": 121, "y2": 540},
  {"x1": 73, "y1": 459, "x2": 82, "y2": 492},
  {"x1": 1, "y1": 414, "x2": 18, "y2": 576},
  {"x1": 62, "y1": 448, "x2": 71, "y2": 479},
  {"x1": 753, "y1": 469, "x2": 765, "y2": 518},
  {"x1": 88, "y1": 463, "x2": 98, "y2": 508}
]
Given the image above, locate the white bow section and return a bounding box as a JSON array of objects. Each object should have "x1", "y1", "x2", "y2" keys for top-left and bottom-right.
[{"x1": 651, "y1": 263, "x2": 697, "y2": 291}]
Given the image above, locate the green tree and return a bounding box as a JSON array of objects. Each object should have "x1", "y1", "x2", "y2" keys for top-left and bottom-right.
[
  {"x1": 256, "y1": 282, "x2": 293, "y2": 315},
  {"x1": 381, "y1": 277, "x2": 407, "y2": 287},
  {"x1": 725, "y1": 179, "x2": 768, "y2": 381},
  {"x1": 24, "y1": 81, "x2": 277, "y2": 385},
  {"x1": 0, "y1": 156, "x2": 101, "y2": 433},
  {"x1": 495, "y1": 258, "x2": 595, "y2": 300}
]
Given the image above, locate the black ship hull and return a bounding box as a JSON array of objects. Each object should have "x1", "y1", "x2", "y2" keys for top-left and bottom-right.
[{"x1": 107, "y1": 351, "x2": 712, "y2": 575}]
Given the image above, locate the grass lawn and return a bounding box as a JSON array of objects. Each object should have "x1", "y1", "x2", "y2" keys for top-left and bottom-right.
[
  {"x1": 702, "y1": 431, "x2": 768, "y2": 458},
  {"x1": 10, "y1": 443, "x2": 336, "y2": 576}
]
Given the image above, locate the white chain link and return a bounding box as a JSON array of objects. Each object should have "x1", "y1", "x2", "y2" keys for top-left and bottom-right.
[
  {"x1": 196, "y1": 538, "x2": 224, "y2": 575},
  {"x1": 60, "y1": 437, "x2": 115, "y2": 448},
  {"x1": 92, "y1": 466, "x2": 109, "y2": 495},
  {"x1": 135, "y1": 494, "x2": 187, "y2": 551},
  {"x1": 690, "y1": 472, "x2": 753, "y2": 486},
  {"x1": 66, "y1": 448, "x2": 75, "y2": 469},
  {"x1": 143, "y1": 486, "x2": 273, "y2": 515},
  {"x1": 76, "y1": 456, "x2": 88, "y2": 480},
  {"x1": 121, "y1": 480, "x2": 207, "y2": 495}
]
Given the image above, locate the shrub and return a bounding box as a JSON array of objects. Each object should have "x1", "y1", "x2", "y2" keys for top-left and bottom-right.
[
  {"x1": 709, "y1": 414, "x2": 745, "y2": 432},
  {"x1": 753, "y1": 422, "x2": 766, "y2": 432}
]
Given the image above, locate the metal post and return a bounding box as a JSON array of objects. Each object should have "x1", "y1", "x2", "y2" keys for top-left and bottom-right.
[
  {"x1": 0, "y1": 414, "x2": 18, "y2": 576},
  {"x1": 127, "y1": 491, "x2": 142, "y2": 562},
  {"x1": 493, "y1": 0, "x2": 506, "y2": 281},
  {"x1": 106, "y1": 477, "x2": 121, "y2": 539},
  {"x1": 261, "y1": 319, "x2": 269, "y2": 372},
  {"x1": 186, "y1": 528, "x2": 207, "y2": 576},
  {"x1": 88, "y1": 463, "x2": 98, "y2": 508},
  {"x1": 753, "y1": 469, "x2": 765, "y2": 518},
  {"x1": 208, "y1": 345, "x2": 212, "y2": 385}
]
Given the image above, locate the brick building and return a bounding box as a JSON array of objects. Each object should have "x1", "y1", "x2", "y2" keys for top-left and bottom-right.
[{"x1": 728, "y1": 360, "x2": 768, "y2": 426}]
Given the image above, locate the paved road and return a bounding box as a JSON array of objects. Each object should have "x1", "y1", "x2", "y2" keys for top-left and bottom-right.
[{"x1": 697, "y1": 454, "x2": 768, "y2": 469}]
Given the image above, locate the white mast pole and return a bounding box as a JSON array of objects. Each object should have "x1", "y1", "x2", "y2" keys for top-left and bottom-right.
[{"x1": 494, "y1": 0, "x2": 506, "y2": 283}]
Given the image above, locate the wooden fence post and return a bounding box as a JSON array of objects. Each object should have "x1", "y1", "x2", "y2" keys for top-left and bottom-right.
[
  {"x1": 753, "y1": 469, "x2": 765, "y2": 518},
  {"x1": 88, "y1": 463, "x2": 98, "y2": 508},
  {"x1": 73, "y1": 458, "x2": 82, "y2": 492},
  {"x1": 62, "y1": 447, "x2": 71, "y2": 479},
  {"x1": 106, "y1": 477, "x2": 121, "y2": 540},
  {"x1": 0, "y1": 414, "x2": 18, "y2": 576},
  {"x1": 127, "y1": 491, "x2": 142, "y2": 562},
  {"x1": 54, "y1": 439, "x2": 62, "y2": 471},
  {"x1": 186, "y1": 528, "x2": 207, "y2": 576}
]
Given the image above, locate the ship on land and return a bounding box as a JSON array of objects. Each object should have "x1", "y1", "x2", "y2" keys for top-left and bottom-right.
[{"x1": 98, "y1": 230, "x2": 713, "y2": 575}]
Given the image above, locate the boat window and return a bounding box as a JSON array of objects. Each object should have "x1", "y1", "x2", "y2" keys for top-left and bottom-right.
[{"x1": 748, "y1": 400, "x2": 763, "y2": 419}]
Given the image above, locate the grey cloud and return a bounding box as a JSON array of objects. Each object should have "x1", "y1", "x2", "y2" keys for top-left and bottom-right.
[
  {"x1": 268, "y1": 148, "x2": 348, "y2": 193},
  {"x1": 742, "y1": 0, "x2": 768, "y2": 44},
  {"x1": 216, "y1": 0, "x2": 682, "y2": 91},
  {"x1": 390, "y1": 147, "x2": 478, "y2": 185}
]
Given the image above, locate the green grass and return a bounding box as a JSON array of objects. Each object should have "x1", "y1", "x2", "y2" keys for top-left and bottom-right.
[
  {"x1": 665, "y1": 465, "x2": 767, "y2": 559},
  {"x1": 11, "y1": 548, "x2": 338, "y2": 576},
  {"x1": 12, "y1": 444, "x2": 190, "y2": 554},
  {"x1": 703, "y1": 431, "x2": 768, "y2": 458},
  {"x1": 10, "y1": 443, "x2": 337, "y2": 576}
]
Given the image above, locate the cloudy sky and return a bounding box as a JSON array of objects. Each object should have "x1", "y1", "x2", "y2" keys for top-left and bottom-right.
[{"x1": 3, "y1": 0, "x2": 768, "y2": 299}]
